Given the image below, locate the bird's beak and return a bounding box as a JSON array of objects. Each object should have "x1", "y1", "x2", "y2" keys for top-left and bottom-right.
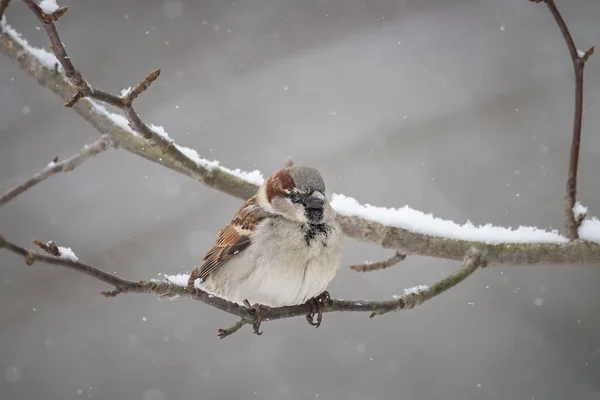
[{"x1": 303, "y1": 191, "x2": 325, "y2": 210}]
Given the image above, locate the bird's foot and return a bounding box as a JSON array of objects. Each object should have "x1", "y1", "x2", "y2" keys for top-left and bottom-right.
[
  {"x1": 243, "y1": 300, "x2": 272, "y2": 335},
  {"x1": 305, "y1": 291, "x2": 331, "y2": 328}
]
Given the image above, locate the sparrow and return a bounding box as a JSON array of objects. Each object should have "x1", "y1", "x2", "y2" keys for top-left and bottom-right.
[{"x1": 187, "y1": 165, "x2": 343, "y2": 335}]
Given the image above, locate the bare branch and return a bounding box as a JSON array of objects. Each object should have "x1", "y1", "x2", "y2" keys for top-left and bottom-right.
[
  {"x1": 531, "y1": 0, "x2": 595, "y2": 239},
  {"x1": 0, "y1": 135, "x2": 114, "y2": 207},
  {"x1": 369, "y1": 247, "x2": 486, "y2": 317},
  {"x1": 0, "y1": 235, "x2": 485, "y2": 337},
  {"x1": 21, "y1": 0, "x2": 202, "y2": 180},
  {"x1": 349, "y1": 251, "x2": 406, "y2": 272}
]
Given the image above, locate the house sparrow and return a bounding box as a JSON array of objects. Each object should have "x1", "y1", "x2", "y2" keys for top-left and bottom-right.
[{"x1": 188, "y1": 165, "x2": 343, "y2": 335}]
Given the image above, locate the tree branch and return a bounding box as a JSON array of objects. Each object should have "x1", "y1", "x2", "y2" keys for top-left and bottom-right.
[
  {"x1": 0, "y1": 15, "x2": 259, "y2": 198},
  {"x1": 0, "y1": 234, "x2": 486, "y2": 337},
  {"x1": 0, "y1": 0, "x2": 598, "y2": 339},
  {"x1": 1, "y1": 7, "x2": 599, "y2": 265},
  {"x1": 21, "y1": 0, "x2": 206, "y2": 183},
  {"x1": 0, "y1": 135, "x2": 114, "y2": 207},
  {"x1": 531, "y1": 0, "x2": 595, "y2": 239},
  {"x1": 349, "y1": 251, "x2": 406, "y2": 272}
]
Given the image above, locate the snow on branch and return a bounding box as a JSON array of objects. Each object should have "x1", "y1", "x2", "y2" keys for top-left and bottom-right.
[
  {"x1": 332, "y1": 194, "x2": 569, "y2": 245},
  {"x1": 1, "y1": 2, "x2": 599, "y2": 266},
  {"x1": 38, "y1": 0, "x2": 58, "y2": 14}
]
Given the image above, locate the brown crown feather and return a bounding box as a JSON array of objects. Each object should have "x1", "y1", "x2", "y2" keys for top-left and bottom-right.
[{"x1": 265, "y1": 168, "x2": 294, "y2": 203}]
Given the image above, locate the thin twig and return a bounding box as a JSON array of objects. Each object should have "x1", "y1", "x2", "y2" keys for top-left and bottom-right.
[
  {"x1": 0, "y1": 0, "x2": 10, "y2": 20},
  {"x1": 20, "y1": 0, "x2": 201, "y2": 178},
  {"x1": 531, "y1": 0, "x2": 595, "y2": 239},
  {"x1": 349, "y1": 251, "x2": 407, "y2": 272},
  {"x1": 32, "y1": 239, "x2": 60, "y2": 256},
  {"x1": 122, "y1": 69, "x2": 161, "y2": 106},
  {"x1": 218, "y1": 319, "x2": 248, "y2": 339},
  {"x1": 0, "y1": 135, "x2": 114, "y2": 207},
  {"x1": 369, "y1": 247, "x2": 486, "y2": 317},
  {"x1": 0, "y1": 235, "x2": 486, "y2": 337}
]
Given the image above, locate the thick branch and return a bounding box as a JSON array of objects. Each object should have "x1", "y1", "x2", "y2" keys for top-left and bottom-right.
[
  {"x1": 0, "y1": 21, "x2": 258, "y2": 199},
  {"x1": 0, "y1": 234, "x2": 486, "y2": 336},
  {"x1": 0, "y1": 135, "x2": 113, "y2": 207},
  {"x1": 1, "y1": 5, "x2": 600, "y2": 265},
  {"x1": 532, "y1": 0, "x2": 595, "y2": 239}
]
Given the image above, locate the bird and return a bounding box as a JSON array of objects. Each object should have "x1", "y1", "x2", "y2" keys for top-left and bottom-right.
[{"x1": 187, "y1": 165, "x2": 343, "y2": 335}]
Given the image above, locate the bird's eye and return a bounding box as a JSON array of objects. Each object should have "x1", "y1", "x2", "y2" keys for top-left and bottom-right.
[{"x1": 288, "y1": 192, "x2": 302, "y2": 204}]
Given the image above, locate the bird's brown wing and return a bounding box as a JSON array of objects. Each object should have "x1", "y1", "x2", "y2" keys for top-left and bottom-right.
[{"x1": 196, "y1": 195, "x2": 268, "y2": 281}]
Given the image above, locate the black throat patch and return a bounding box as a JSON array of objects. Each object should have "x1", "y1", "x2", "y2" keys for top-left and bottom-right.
[{"x1": 303, "y1": 223, "x2": 331, "y2": 246}]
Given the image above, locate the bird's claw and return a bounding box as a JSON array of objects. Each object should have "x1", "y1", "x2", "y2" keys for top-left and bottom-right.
[
  {"x1": 305, "y1": 291, "x2": 331, "y2": 328},
  {"x1": 243, "y1": 299, "x2": 271, "y2": 335}
]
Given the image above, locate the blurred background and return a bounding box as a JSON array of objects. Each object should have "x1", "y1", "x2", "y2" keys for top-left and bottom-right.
[{"x1": 2, "y1": 0, "x2": 600, "y2": 398}]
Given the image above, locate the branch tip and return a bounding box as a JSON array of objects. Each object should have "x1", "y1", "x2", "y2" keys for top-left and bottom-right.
[
  {"x1": 349, "y1": 250, "x2": 407, "y2": 272},
  {"x1": 45, "y1": 6, "x2": 68, "y2": 22},
  {"x1": 100, "y1": 288, "x2": 124, "y2": 297},
  {"x1": 64, "y1": 90, "x2": 85, "y2": 107},
  {"x1": 218, "y1": 319, "x2": 247, "y2": 339},
  {"x1": 580, "y1": 45, "x2": 594, "y2": 63},
  {"x1": 32, "y1": 239, "x2": 60, "y2": 256},
  {"x1": 123, "y1": 69, "x2": 161, "y2": 105}
]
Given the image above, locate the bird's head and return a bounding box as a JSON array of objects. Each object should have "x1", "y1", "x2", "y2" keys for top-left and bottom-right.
[{"x1": 257, "y1": 166, "x2": 330, "y2": 225}]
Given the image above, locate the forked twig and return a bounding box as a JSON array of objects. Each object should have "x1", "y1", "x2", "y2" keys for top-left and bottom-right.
[
  {"x1": 21, "y1": 0, "x2": 201, "y2": 178},
  {"x1": 531, "y1": 0, "x2": 595, "y2": 239}
]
